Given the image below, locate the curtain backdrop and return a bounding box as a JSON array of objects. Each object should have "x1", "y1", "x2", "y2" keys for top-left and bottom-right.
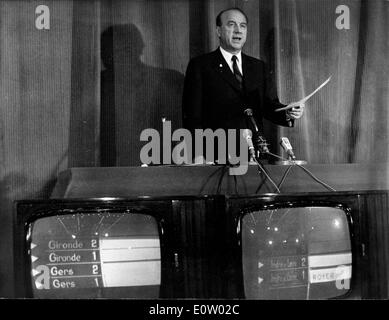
[{"x1": 0, "y1": 0, "x2": 388, "y2": 297}]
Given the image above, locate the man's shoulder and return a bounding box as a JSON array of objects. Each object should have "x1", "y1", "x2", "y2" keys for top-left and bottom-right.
[
  {"x1": 242, "y1": 53, "x2": 265, "y2": 66},
  {"x1": 184, "y1": 51, "x2": 221, "y2": 74}
]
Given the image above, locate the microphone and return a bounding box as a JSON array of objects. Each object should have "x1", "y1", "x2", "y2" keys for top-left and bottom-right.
[
  {"x1": 280, "y1": 137, "x2": 296, "y2": 160},
  {"x1": 275, "y1": 137, "x2": 307, "y2": 165},
  {"x1": 242, "y1": 129, "x2": 256, "y2": 161},
  {"x1": 243, "y1": 108, "x2": 259, "y2": 132},
  {"x1": 243, "y1": 108, "x2": 269, "y2": 154}
]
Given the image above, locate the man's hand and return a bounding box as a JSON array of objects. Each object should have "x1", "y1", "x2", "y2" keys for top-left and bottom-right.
[{"x1": 286, "y1": 104, "x2": 305, "y2": 119}]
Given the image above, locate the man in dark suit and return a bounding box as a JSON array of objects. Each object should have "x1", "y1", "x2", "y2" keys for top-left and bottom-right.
[{"x1": 182, "y1": 7, "x2": 304, "y2": 162}]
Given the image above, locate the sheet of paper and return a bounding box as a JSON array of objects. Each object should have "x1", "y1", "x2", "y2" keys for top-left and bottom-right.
[{"x1": 275, "y1": 76, "x2": 331, "y2": 112}]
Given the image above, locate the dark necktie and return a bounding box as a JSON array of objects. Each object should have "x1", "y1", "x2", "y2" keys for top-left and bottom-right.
[{"x1": 231, "y1": 55, "x2": 243, "y2": 89}]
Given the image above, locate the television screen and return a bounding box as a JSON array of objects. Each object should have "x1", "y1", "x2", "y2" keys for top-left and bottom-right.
[
  {"x1": 14, "y1": 198, "x2": 178, "y2": 299},
  {"x1": 14, "y1": 195, "x2": 227, "y2": 299},
  {"x1": 241, "y1": 205, "x2": 352, "y2": 299},
  {"x1": 30, "y1": 212, "x2": 161, "y2": 298}
]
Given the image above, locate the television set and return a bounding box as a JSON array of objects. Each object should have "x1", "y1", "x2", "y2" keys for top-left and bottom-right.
[
  {"x1": 13, "y1": 195, "x2": 226, "y2": 299},
  {"x1": 14, "y1": 191, "x2": 388, "y2": 299},
  {"x1": 223, "y1": 193, "x2": 365, "y2": 300}
]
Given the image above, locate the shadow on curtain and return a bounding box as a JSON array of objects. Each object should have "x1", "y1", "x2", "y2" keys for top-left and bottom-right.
[{"x1": 100, "y1": 23, "x2": 184, "y2": 166}]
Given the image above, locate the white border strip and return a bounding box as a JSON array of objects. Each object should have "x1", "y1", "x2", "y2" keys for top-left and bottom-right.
[{"x1": 308, "y1": 253, "x2": 351, "y2": 268}]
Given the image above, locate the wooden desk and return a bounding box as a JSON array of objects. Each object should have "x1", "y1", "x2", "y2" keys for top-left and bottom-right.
[{"x1": 51, "y1": 163, "x2": 389, "y2": 198}]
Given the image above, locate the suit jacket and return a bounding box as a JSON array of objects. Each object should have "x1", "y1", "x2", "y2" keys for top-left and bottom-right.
[{"x1": 182, "y1": 49, "x2": 293, "y2": 134}]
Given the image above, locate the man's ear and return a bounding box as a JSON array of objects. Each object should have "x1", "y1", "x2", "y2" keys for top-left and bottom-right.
[{"x1": 216, "y1": 26, "x2": 221, "y2": 38}]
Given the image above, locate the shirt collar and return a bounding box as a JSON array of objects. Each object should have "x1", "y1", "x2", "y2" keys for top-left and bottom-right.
[{"x1": 219, "y1": 46, "x2": 242, "y2": 64}]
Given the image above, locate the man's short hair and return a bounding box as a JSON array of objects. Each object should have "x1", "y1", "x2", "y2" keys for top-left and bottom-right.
[{"x1": 216, "y1": 7, "x2": 249, "y2": 27}]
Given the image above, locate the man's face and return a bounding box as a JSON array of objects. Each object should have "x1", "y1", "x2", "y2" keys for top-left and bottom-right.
[{"x1": 217, "y1": 10, "x2": 247, "y2": 54}]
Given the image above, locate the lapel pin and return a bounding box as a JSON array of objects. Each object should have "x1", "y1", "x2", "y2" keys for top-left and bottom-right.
[{"x1": 219, "y1": 64, "x2": 223, "y2": 67}]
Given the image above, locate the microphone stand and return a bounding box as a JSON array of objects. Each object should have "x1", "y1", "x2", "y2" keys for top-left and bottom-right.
[
  {"x1": 273, "y1": 151, "x2": 307, "y2": 165},
  {"x1": 273, "y1": 137, "x2": 307, "y2": 165},
  {"x1": 274, "y1": 158, "x2": 307, "y2": 165}
]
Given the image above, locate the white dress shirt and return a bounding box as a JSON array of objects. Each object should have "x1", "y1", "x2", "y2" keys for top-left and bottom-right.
[{"x1": 219, "y1": 46, "x2": 243, "y2": 75}]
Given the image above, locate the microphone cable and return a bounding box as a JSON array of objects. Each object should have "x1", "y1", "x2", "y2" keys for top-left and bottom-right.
[
  {"x1": 266, "y1": 151, "x2": 337, "y2": 192},
  {"x1": 243, "y1": 128, "x2": 281, "y2": 194},
  {"x1": 252, "y1": 156, "x2": 281, "y2": 194},
  {"x1": 278, "y1": 164, "x2": 293, "y2": 190}
]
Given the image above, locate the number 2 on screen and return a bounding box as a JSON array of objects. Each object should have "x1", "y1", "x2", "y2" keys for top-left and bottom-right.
[{"x1": 92, "y1": 264, "x2": 99, "y2": 275}]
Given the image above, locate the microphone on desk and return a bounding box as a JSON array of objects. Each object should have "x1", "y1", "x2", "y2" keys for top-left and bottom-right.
[
  {"x1": 279, "y1": 137, "x2": 307, "y2": 165},
  {"x1": 242, "y1": 129, "x2": 256, "y2": 161},
  {"x1": 280, "y1": 137, "x2": 296, "y2": 160},
  {"x1": 243, "y1": 108, "x2": 269, "y2": 155}
]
